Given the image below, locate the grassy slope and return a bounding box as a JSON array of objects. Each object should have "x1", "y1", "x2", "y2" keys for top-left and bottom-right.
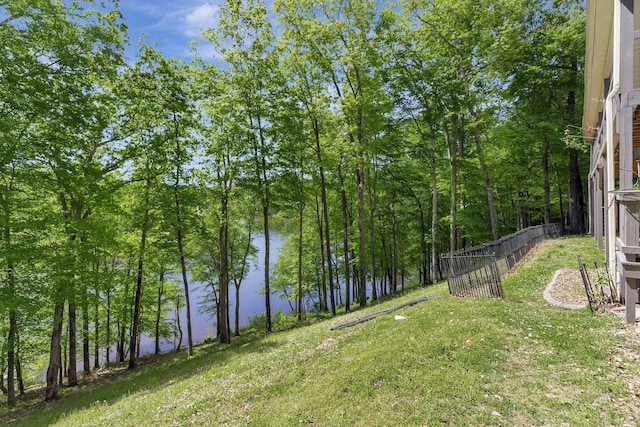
[{"x1": 3, "y1": 236, "x2": 640, "y2": 426}]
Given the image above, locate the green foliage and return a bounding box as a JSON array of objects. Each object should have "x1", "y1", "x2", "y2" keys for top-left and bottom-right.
[
  {"x1": 3, "y1": 238, "x2": 640, "y2": 426},
  {"x1": 0, "y1": 0, "x2": 589, "y2": 404}
]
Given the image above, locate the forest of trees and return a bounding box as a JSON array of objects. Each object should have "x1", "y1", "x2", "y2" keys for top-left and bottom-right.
[{"x1": 0, "y1": 0, "x2": 586, "y2": 404}]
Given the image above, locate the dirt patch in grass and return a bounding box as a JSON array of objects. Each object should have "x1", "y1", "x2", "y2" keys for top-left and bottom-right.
[{"x1": 544, "y1": 266, "x2": 622, "y2": 314}]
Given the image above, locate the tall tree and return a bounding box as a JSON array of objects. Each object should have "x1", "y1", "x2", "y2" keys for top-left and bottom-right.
[
  {"x1": 1, "y1": 0, "x2": 129, "y2": 400},
  {"x1": 276, "y1": 29, "x2": 340, "y2": 314},
  {"x1": 493, "y1": 0, "x2": 586, "y2": 230},
  {"x1": 207, "y1": 0, "x2": 280, "y2": 332},
  {"x1": 276, "y1": 0, "x2": 391, "y2": 306},
  {"x1": 128, "y1": 48, "x2": 198, "y2": 356},
  {"x1": 166, "y1": 62, "x2": 197, "y2": 356},
  {"x1": 407, "y1": 0, "x2": 512, "y2": 242}
]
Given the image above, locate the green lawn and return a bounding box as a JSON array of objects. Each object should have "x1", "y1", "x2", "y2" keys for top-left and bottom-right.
[{"x1": 2, "y1": 236, "x2": 639, "y2": 426}]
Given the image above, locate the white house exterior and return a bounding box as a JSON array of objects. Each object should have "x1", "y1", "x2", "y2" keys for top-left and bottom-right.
[{"x1": 585, "y1": 0, "x2": 639, "y2": 322}]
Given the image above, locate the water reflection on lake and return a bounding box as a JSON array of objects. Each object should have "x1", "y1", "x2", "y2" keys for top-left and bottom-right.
[{"x1": 140, "y1": 231, "x2": 289, "y2": 355}]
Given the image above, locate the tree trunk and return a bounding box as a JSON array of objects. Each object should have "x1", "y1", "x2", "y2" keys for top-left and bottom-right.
[
  {"x1": 117, "y1": 272, "x2": 129, "y2": 363},
  {"x1": 315, "y1": 194, "x2": 328, "y2": 311},
  {"x1": 1, "y1": 353, "x2": 5, "y2": 395},
  {"x1": 297, "y1": 199, "x2": 304, "y2": 320},
  {"x1": 351, "y1": 248, "x2": 359, "y2": 303},
  {"x1": 136, "y1": 318, "x2": 142, "y2": 359},
  {"x1": 470, "y1": 108, "x2": 499, "y2": 241},
  {"x1": 15, "y1": 354, "x2": 23, "y2": 395},
  {"x1": 175, "y1": 203, "x2": 193, "y2": 356},
  {"x1": 338, "y1": 164, "x2": 351, "y2": 313},
  {"x1": 117, "y1": 258, "x2": 132, "y2": 363},
  {"x1": 356, "y1": 167, "x2": 367, "y2": 306},
  {"x1": 175, "y1": 295, "x2": 183, "y2": 352},
  {"x1": 117, "y1": 319, "x2": 123, "y2": 362},
  {"x1": 45, "y1": 303, "x2": 64, "y2": 400},
  {"x1": 218, "y1": 193, "x2": 231, "y2": 344},
  {"x1": 313, "y1": 120, "x2": 336, "y2": 315},
  {"x1": 554, "y1": 164, "x2": 566, "y2": 233},
  {"x1": 235, "y1": 281, "x2": 241, "y2": 336},
  {"x1": 368, "y1": 169, "x2": 377, "y2": 302},
  {"x1": 129, "y1": 179, "x2": 150, "y2": 369},
  {"x1": 412, "y1": 198, "x2": 427, "y2": 286},
  {"x1": 380, "y1": 237, "x2": 389, "y2": 295},
  {"x1": 6, "y1": 308, "x2": 16, "y2": 406},
  {"x1": 262, "y1": 195, "x2": 274, "y2": 333},
  {"x1": 430, "y1": 133, "x2": 439, "y2": 283},
  {"x1": 155, "y1": 267, "x2": 164, "y2": 355},
  {"x1": 232, "y1": 197, "x2": 254, "y2": 336},
  {"x1": 578, "y1": 169, "x2": 586, "y2": 233},
  {"x1": 68, "y1": 301, "x2": 78, "y2": 387},
  {"x1": 82, "y1": 283, "x2": 90, "y2": 376},
  {"x1": 94, "y1": 284, "x2": 100, "y2": 370},
  {"x1": 321, "y1": 170, "x2": 336, "y2": 315},
  {"x1": 447, "y1": 121, "x2": 458, "y2": 252},
  {"x1": 568, "y1": 148, "x2": 585, "y2": 234},
  {"x1": 568, "y1": 151, "x2": 584, "y2": 232},
  {"x1": 249, "y1": 120, "x2": 273, "y2": 333},
  {"x1": 3, "y1": 207, "x2": 17, "y2": 406},
  {"x1": 542, "y1": 134, "x2": 551, "y2": 224},
  {"x1": 567, "y1": 60, "x2": 585, "y2": 234},
  {"x1": 393, "y1": 206, "x2": 399, "y2": 293},
  {"x1": 106, "y1": 287, "x2": 111, "y2": 367},
  {"x1": 315, "y1": 261, "x2": 323, "y2": 309},
  {"x1": 173, "y1": 115, "x2": 194, "y2": 357},
  {"x1": 59, "y1": 335, "x2": 64, "y2": 385}
]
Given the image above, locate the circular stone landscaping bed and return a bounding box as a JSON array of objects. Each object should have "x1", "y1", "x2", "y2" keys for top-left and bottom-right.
[{"x1": 543, "y1": 268, "x2": 588, "y2": 310}]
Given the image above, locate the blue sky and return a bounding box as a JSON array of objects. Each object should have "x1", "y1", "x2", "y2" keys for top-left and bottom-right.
[{"x1": 119, "y1": 1, "x2": 222, "y2": 60}]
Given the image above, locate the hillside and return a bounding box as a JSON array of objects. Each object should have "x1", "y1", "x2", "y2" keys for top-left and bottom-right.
[{"x1": 2, "y1": 236, "x2": 640, "y2": 426}]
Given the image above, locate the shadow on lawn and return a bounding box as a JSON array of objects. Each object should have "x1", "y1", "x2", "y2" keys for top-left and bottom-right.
[{"x1": 0, "y1": 333, "x2": 282, "y2": 426}]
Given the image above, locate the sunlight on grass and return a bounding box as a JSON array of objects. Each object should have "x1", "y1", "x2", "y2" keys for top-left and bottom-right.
[{"x1": 3, "y1": 237, "x2": 640, "y2": 426}]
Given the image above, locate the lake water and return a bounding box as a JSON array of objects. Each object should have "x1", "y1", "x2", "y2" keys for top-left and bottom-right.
[{"x1": 138, "y1": 231, "x2": 290, "y2": 355}]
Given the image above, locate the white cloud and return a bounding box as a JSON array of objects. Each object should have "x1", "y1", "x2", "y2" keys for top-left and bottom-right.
[
  {"x1": 183, "y1": 3, "x2": 220, "y2": 38},
  {"x1": 119, "y1": 1, "x2": 231, "y2": 62}
]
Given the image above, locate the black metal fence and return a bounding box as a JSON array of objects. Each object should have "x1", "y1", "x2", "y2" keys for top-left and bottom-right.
[
  {"x1": 441, "y1": 223, "x2": 563, "y2": 298},
  {"x1": 444, "y1": 253, "x2": 504, "y2": 298},
  {"x1": 577, "y1": 255, "x2": 618, "y2": 313}
]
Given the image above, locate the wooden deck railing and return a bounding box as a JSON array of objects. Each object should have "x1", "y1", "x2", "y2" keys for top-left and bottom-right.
[{"x1": 615, "y1": 190, "x2": 640, "y2": 323}]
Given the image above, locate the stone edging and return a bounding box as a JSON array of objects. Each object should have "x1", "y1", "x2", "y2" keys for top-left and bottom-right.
[{"x1": 543, "y1": 268, "x2": 587, "y2": 310}]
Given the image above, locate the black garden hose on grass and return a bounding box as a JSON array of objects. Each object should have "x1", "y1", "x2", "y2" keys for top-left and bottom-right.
[{"x1": 330, "y1": 292, "x2": 440, "y2": 331}]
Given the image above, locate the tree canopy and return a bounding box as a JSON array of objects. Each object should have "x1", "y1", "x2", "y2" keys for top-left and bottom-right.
[{"x1": 0, "y1": 0, "x2": 586, "y2": 404}]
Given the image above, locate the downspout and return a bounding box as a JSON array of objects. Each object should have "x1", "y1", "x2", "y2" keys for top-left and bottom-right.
[{"x1": 606, "y1": 0, "x2": 622, "y2": 284}]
